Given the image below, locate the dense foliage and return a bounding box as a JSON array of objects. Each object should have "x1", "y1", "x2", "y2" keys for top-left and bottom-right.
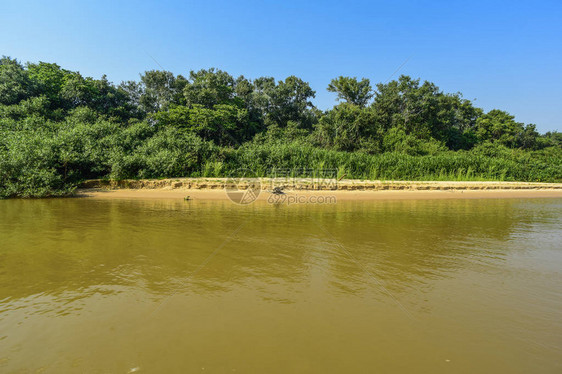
[{"x1": 1, "y1": 56, "x2": 561, "y2": 198}]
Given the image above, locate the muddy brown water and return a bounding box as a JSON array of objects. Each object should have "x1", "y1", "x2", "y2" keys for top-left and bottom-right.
[{"x1": 1, "y1": 197, "x2": 561, "y2": 373}]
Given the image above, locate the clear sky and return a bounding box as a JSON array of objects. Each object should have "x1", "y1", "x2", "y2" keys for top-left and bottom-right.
[{"x1": 1, "y1": 0, "x2": 561, "y2": 132}]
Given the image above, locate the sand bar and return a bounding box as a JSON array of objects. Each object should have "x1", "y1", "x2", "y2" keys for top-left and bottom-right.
[{"x1": 77, "y1": 178, "x2": 562, "y2": 201}]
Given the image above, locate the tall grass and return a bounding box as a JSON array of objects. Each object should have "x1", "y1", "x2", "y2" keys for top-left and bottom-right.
[
  {"x1": 2, "y1": 131, "x2": 560, "y2": 198},
  {"x1": 222, "y1": 141, "x2": 562, "y2": 182}
]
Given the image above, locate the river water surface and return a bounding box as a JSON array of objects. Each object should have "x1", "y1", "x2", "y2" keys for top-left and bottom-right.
[{"x1": 1, "y1": 197, "x2": 561, "y2": 373}]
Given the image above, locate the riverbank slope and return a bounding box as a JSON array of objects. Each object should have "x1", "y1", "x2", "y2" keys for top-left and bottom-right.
[{"x1": 77, "y1": 179, "x2": 562, "y2": 200}]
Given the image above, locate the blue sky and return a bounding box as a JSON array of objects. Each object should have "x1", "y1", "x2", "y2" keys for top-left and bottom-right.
[{"x1": 2, "y1": 0, "x2": 561, "y2": 132}]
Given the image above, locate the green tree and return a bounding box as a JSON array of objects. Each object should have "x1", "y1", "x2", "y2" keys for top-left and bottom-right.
[
  {"x1": 314, "y1": 103, "x2": 381, "y2": 152},
  {"x1": 475, "y1": 110, "x2": 525, "y2": 148},
  {"x1": 153, "y1": 103, "x2": 251, "y2": 145},
  {"x1": 372, "y1": 75, "x2": 440, "y2": 138},
  {"x1": 26, "y1": 62, "x2": 69, "y2": 108},
  {"x1": 0, "y1": 57, "x2": 35, "y2": 105},
  {"x1": 433, "y1": 94, "x2": 481, "y2": 150},
  {"x1": 139, "y1": 70, "x2": 186, "y2": 113},
  {"x1": 265, "y1": 76, "x2": 317, "y2": 128},
  {"x1": 327, "y1": 76, "x2": 373, "y2": 107},
  {"x1": 184, "y1": 68, "x2": 237, "y2": 108}
]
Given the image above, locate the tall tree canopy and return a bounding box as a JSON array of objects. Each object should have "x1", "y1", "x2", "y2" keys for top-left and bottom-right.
[{"x1": 327, "y1": 76, "x2": 373, "y2": 107}]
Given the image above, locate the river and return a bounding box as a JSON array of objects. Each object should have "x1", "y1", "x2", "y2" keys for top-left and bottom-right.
[{"x1": 1, "y1": 197, "x2": 561, "y2": 373}]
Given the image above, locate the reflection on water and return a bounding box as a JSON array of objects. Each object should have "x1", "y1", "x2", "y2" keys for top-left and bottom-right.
[{"x1": 1, "y1": 198, "x2": 561, "y2": 373}]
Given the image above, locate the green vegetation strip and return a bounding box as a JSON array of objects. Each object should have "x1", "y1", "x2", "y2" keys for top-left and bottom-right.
[{"x1": 1, "y1": 57, "x2": 561, "y2": 198}]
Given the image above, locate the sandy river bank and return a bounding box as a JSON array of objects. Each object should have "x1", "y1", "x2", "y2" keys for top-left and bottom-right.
[{"x1": 76, "y1": 178, "x2": 562, "y2": 200}]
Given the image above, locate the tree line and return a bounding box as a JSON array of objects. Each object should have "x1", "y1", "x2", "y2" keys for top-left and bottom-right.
[{"x1": 0, "y1": 56, "x2": 560, "y2": 197}]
